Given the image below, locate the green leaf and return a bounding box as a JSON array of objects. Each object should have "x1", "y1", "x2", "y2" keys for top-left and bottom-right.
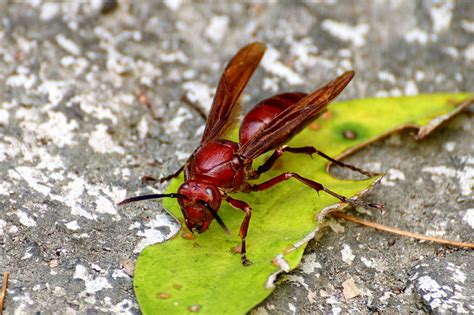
[{"x1": 134, "y1": 94, "x2": 472, "y2": 314}]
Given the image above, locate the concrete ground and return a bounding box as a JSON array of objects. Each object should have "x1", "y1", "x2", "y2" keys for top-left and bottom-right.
[{"x1": 0, "y1": 1, "x2": 473, "y2": 314}]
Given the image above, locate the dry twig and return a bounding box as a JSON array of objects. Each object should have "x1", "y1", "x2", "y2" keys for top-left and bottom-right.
[
  {"x1": 331, "y1": 212, "x2": 474, "y2": 249},
  {"x1": 0, "y1": 272, "x2": 9, "y2": 314}
]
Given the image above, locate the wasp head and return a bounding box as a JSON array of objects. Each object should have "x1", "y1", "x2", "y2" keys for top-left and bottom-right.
[{"x1": 177, "y1": 180, "x2": 228, "y2": 234}]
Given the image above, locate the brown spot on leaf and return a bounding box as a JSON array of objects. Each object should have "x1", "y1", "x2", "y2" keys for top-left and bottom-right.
[
  {"x1": 231, "y1": 245, "x2": 241, "y2": 254},
  {"x1": 343, "y1": 129, "x2": 357, "y2": 139},
  {"x1": 308, "y1": 122, "x2": 321, "y2": 131},
  {"x1": 188, "y1": 304, "x2": 201, "y2": 312},
  {"x1": 322, "y1": 110, "x2": 332, "y2": 120},
  {"x1": 158, "y1": 292, "x2": 171, "y2": 299},
  {"x1": 173, "y1": 283, "x2": 183, "y2": 290},
  {"x1": 182, "y1": 232, "x2": 195, "y2": 240}
]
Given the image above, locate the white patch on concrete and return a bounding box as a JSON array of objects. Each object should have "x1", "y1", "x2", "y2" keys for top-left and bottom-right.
[
  {"x1": 182, "y1": 81, "x2": 213, "y2": 113},
  {"x1": 417, "y1": 275, "x2": 447, "y2": 309},
  {"x1": 0, "y1": 109, "x2": 9, "y2": 125},
  {"x1": 98, "y1": 298, "x2": 138, "y2": 314},
  {"x1": 429, "y1": 1, "x2": 453, "y2": 33},
  {"x1": 73, "y1": 264, "x2": 112, "y2": 294},
  {"x1": 134, "y1": 212, "x2": 180, "y2": 253},
  {"x1": 38, "y1": 81, "x2": 68, "y2": 106},
  {"x1": 381, "y1": 168, "x2": 406, "y2": 187},
  {"x1": 39, "y1": 111, "x2": 78, "y2": 147},
  {"x1": 15, "y1": 210, "x2": 36, "y2": 227},
  {"x1": 326, "y1": 295, "x2": 342, "y2": 315},
  {"x1": 9, "y1": 225, "x2": 18, "y2": 234},
  {"x1": 321, "y1": 20, "x2": 369, "y2": 47},
  {"x1": 163, "y1": 0, "x2": 183, "y2": 11},
  {"x1": 404, "y1": 80, "x2": 418, "y2": 95},
  {"x1": 426, "y1": 227, "x2": 446, "y2": 237},
  {"x1": 442, "y1": 46, "x2": 459, "y2": 59},
  {"x1": 88, "y1": 124, "x2": 125, "y2": 154},
  {"x1": 263, "y1": 77, "x2": 279, "y2": 92},
  {"x1": 137, "y1": 117, "x2": 148, "y2": 140},
  {"x1": 15, "y1": 107, "x2": 77, "y2": 148},
  {"x1": 461, "y1": 20, "x2": 474, "y2": 33},
  {"x1": 167, "y1": 107, "x2": 193, "y2": 134},
  {"x1": 341, "y1": 243, "x2": 355, "y2": 264},
  {"x1": 56, "y1": 34, "x2": 81, "y2": 56},
  {"x1": 93, "y1": 195, "x2": 117, "y2": 215},
  {"x1": 6, "y1": 71, "x2": 37, "y2": 89},
  {"x1": 288, "y1": 302, "x2": 296, "y2": 314},
  {"x1": 106, "y1": 48, "x2": 135, "y2": 75},
  {"x1": 261, "y1": 47, "x2": 303, "y2": 85},
  {"x1": 111, "y1": 269, "x2": 130, "y2": 279},
  {"x1": 73, "y1": 94, "x2": 118, "y2": 125},
  {"x1": 128, "y1": 222, "x2": 141, "y2": 230},
  {"x1": 175, "y1": 150, "x2": 190, "y2": 161},
  {"x1": 415, "y1": 70, "x2": 425, "y2": 81},
  {"x1": 446, "y1": 263, "x2": 466, "y2": 283},
  {"x1": 51, "y1": 175, "x2": 94, "y2": 219},
  {"x1": 301, "y1": 252, "x2": 322, "y2": 275},
  {"x1": 53, "y1": 286, "x2": 66, "y2": 297},
  {"x1": 444, "y1": 142, "x2": 456, "y2": 152},
  {"x1": 159, "y1": 51, "x2": 189, "y2": 64},
  {"x1": 40, "y1": 2, "x2": 60, "y2": 21},
  {"x1": 206, "y1": 16, "x2": 229, "y2": 43},
  {"x1": 0, "y1": 219, "x2": 6, "y2": 235},
  {"x1": 65, "y1": 220, "x2": 80, "y2": 231},
  {"x1": 339, "y1": 59, "x2": 352, "y2": 71},
  {"x1": 377, "y1": 71, "x2": 396, "y2": 84},
  {"x1": 422, "y1": 164, "x2": 473, "y2": 196},
  {"x1": 0, "y1": 181, "x2": 11, "y2": 196},
  {"x1": 11, "y1": 167, "x2": 51, "y2": 196},
  {"x1": 463, "y1": 44, "x2": 474, "y2": 63},
  {"x1": 404, "y1": 28, "x2": 429, "y2": 45},
  {"x1": 462, "y1": 209, "x2": 474, "y2": 229},
  {"x1": 0, "y1": 142, "x2": 7, "y2": 162},
  {"x1": 60, "y1": 56, "x2": 89, "y2": 76},
  {"x1": 360, "y1": 256, "x2": 375, "y2": 269},
  {"x1": 22, "y1": 247, "x2": 34, "y2": 260},
  {"x1": 290, "y1": 38, "x2": 319, "y2": 69}
]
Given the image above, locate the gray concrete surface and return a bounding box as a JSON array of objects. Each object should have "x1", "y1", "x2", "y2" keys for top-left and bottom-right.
[{"x1": 0, "y1": 1, "x2": 473, "y2": 314}]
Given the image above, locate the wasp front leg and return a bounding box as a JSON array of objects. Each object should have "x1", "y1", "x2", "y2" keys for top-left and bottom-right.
[{"x1": 225, "y1": 196, "x2": 253, "y2": 266}]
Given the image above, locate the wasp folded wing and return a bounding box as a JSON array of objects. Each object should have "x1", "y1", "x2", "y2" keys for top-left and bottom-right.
[
  {"x1": 238, "y1": 71, "x2": 355, "y2": 162},
  {"x1": 200, "y1": 42, "x2": 266, "y2": 145}
]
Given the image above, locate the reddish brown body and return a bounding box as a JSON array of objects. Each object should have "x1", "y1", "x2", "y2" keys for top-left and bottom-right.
[{"x1": 119, "y1": 42, "x2": 380, "y2": 265}]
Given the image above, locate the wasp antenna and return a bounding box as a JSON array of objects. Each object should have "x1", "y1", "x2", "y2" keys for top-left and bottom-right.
[
  {"x1": 199, "y1": 201, "x2": 231, "y2": 235},
  {"x1": 117, "y1": 193, "x2": 187, "y2": 206}
]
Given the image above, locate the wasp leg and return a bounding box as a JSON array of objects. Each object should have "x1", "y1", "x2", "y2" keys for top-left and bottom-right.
[
  {"x1": 225, "y1": 196, "x2": 253, "y2": 266},
  {"x1": 251, "y1": 145, "x2": 378, "y2": 179},
  {"x1": 156, "y1": 165, "x2": 185, "y2": 183},
  {"x1": 250, "y1": 172, "x2": 383, "y2": 211}
]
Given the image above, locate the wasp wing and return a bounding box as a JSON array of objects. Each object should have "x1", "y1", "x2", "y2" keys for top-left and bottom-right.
[
  {"x1": 238, "y1": 71, "x2": 355, "y2": 162},
  {"x1": 200, "y1": 42, "x2": 266, "y2": 144}
]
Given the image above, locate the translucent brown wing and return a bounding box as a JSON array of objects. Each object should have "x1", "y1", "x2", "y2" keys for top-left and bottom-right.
[
  {"x1": 200, "y1": 42, "x2": 266, "y2": 144},
  {"x1": 238, "y1": 71, "x2": 355, "y2": 162}
]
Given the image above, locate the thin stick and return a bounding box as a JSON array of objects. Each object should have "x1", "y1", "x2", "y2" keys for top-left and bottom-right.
[
  {"x1": 331, "y1": 212, "x2": 474, "y2": 249},
  {"x1": 0, "y1": 272, "x2": 9, "y2": 314}
]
